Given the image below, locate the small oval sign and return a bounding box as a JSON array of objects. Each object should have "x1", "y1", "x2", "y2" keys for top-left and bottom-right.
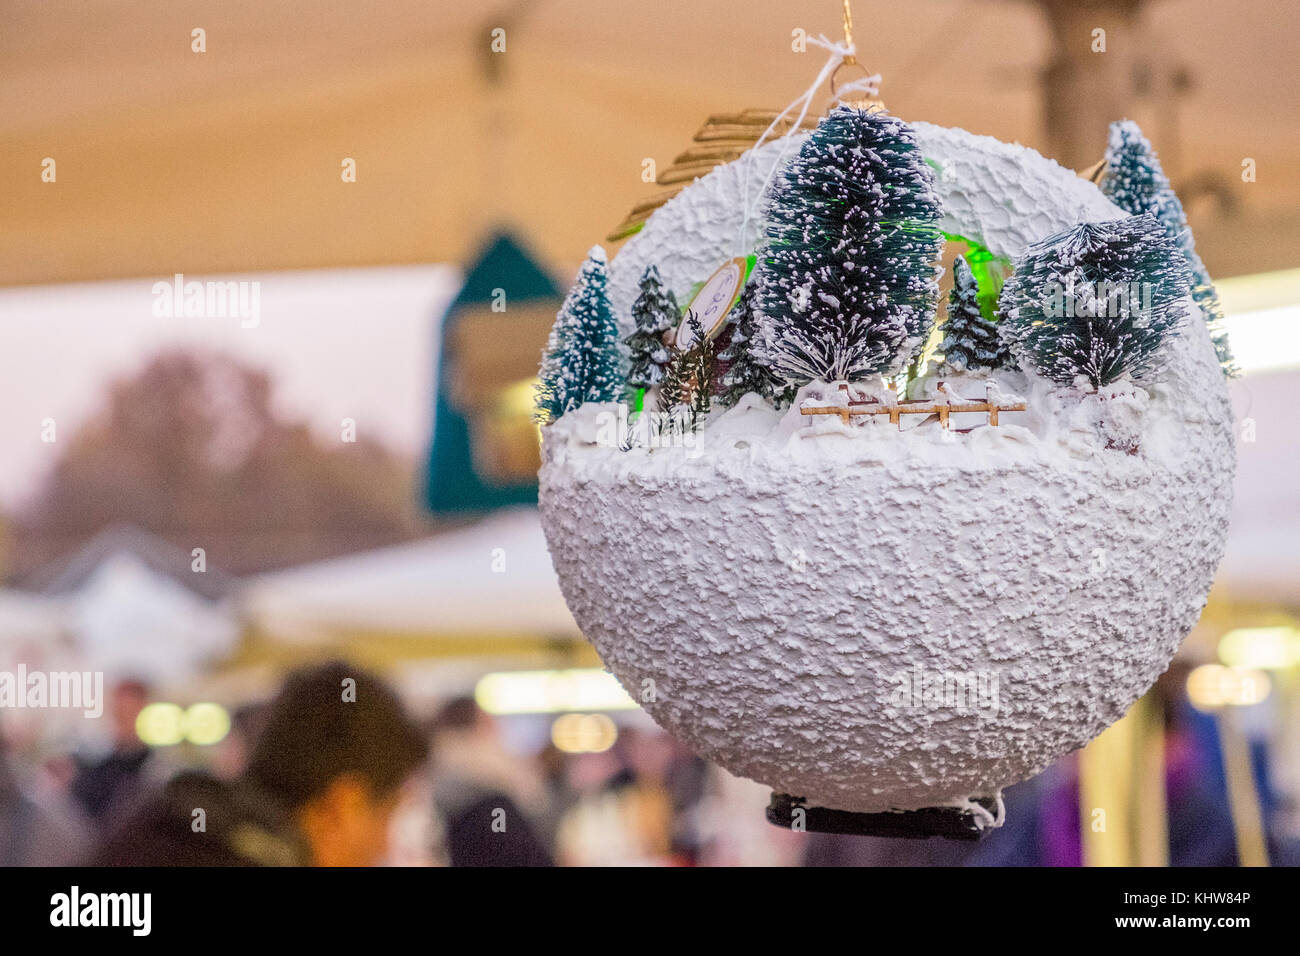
[{"x1": 674, "y1": 256, "x2": 752, "y2": 349}]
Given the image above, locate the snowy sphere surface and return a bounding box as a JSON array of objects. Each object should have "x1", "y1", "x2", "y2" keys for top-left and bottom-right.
[{"x1": 539, "y1": 124, "x2": 1234, "y2": 812}]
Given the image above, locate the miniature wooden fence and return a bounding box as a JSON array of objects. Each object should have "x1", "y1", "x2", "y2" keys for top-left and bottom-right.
[{"x1": 800, "y1": 384, "x2": 1026, "y2": 430}]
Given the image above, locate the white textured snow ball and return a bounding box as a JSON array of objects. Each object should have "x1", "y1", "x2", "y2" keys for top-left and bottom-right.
[{"x1": 539, "y1": 124, "x2": 1234, "y2": 814}]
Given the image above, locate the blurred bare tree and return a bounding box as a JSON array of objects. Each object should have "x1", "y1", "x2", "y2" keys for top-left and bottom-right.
[{"x1": 12, "y1": 350, "x2": 430, "y2": 580}]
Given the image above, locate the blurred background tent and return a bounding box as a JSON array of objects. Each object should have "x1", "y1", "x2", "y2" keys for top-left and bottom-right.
[{"x1": 239, "y1": 507, "x2": 585, "y2": 663}]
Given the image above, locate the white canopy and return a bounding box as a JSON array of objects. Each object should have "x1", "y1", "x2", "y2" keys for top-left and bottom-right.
[
  {"x1": 241, "y1": 508, "x2": 580, "y2": 644},
  {"x1": 0, "y1": 589, "x2": 66, "y2": 644},
  {"x1": 1213, "y1": 369, "x2": 1300, "y2": 607},
  {"x1": 70, "y1": 553, "x2": 239, "y2": 681}
]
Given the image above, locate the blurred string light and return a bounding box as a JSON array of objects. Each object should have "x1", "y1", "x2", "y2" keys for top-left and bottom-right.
[
  {"x1": 1186, "y1": 664, "x2": 1271, "y2": 711},
  {"x1": 136, "y1": 701, "x2": 231, "y2": 747},
  {"x1": 1218, "y1": 268, "x2": 1300, "y2": 374},
  {"x1": 1218, "y1": 626, "x2": 1300, "y2": 671},
  {"x1": 551, "y1": 713, "x2": 618, "y2": 754},
  {"x1": 475, "y1": 668, "x2": 637, "y2": 715}
]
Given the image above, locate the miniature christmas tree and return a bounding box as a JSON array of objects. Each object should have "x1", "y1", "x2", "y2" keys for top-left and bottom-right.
[
  {"x1": 658, "y1": 312, "x2": 714, "y2": 431},
  {"x1": 756, "y1": 106, "x2": 944, "y2": 386},
  {"x1": 940, "y1": 256, "x2": 1011, "y2": 372},
  {"x1": 657, "y1": 337, "x2": 691, "y2": 432},
  {"x1": 1103, "y1": 120, "x2": 1235, "y2": 376},
  {"x1": 536, "y1": 246, "x2": 623, "y2": 424},
  {"x1": 536, "y1": 319, "x2": 569, "y2": 425},
  {"x1": 689, "y1": 320, "x2": 716, "y2": 422},
  {"x1": 998, "y1": 215, "x2": 1192, "y2": 389},
  {"x1": 717, "y1": 280, "x2": 793, "y2": 408},
  {"x1": 625, "y1": 265, "x2": 678, "y2": 392}
]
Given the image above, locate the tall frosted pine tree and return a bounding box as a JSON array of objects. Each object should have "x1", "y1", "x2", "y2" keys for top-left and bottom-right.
[
  {"x1": 536, "y1": 246, "x2": 623, "y2": 424},
  {"x1": 755, "y1": 106, "x2": 943, "y2": 386},
  {"x1": 940, "y1": 256, "x2": 1011, "y2": 372},
  {"x1": 717, "y1": 280, "x2": 792, "y2": 407},
  {"x1": 998, "y1": 215, "x2": 1191, "y2": 389},
  {"x1": 625, "y1": 265, "x2": 677, "y2": 390},
  {"x1": 1103, "y1": 120, "x2": 1235, "y2": 376}
]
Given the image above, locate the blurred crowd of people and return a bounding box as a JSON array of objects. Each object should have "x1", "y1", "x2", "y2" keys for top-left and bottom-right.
[
  {"x1": 1, "y1": 660, "x2": 1294, "y2": 866},
  {"x1": 0, "y1": 662, "x2": 792, "y2": 866}
]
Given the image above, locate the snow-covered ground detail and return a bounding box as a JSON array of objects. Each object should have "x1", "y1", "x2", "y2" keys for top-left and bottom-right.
[{"x1": 541, "y1": 124, "x2": 1234, "y2": 813}]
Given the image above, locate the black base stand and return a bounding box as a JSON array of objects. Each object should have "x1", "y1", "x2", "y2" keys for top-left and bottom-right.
[{"x1": 765, "y1": 792, "x2": 999, "y2": 841}]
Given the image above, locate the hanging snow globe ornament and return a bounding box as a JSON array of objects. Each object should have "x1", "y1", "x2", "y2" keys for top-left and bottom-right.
[{"x1": 535, "y1": 14, "x2": 1235, "y2": 839}]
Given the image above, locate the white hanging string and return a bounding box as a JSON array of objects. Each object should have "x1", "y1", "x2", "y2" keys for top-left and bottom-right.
[{"x1": 735, "y1": 34, "x2": 882, "y2": 256}]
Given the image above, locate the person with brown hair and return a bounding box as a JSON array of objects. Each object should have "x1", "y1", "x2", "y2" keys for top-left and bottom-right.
[{"x1": 93, "y1": 661, "x2": 427, "y2": 866}]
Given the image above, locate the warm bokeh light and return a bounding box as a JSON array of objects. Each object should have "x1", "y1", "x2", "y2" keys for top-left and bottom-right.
[
  {"x1": 475, "y1": 669, "x2": 637, "y2": 715},
  {"x1": 183, "y1": 702, "x2": 232, "y2": 746},
  {"x1": 1186, "y1": 664, "x2": 1272, "y2": 711},
  {"x1": 550, "y1": 713, "x2": 619, "y2": 754},
  {"x1": 135, "y1": 702, "x2": 186, "y2": 746},
  {"x1": 1218, "y1": 626, "x2": 1300, "y2": 671}
]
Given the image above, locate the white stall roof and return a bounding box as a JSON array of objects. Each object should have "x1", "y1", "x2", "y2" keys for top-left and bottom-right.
[
  {"x1": 70, "y1": 553, "x2": 239, "y2": 681},
  {"x1": 242, "y1": 508, "x2": 579, "y2": 642},
  {"x1": 1215, "y1": 369, "x2": 1300, "y2": 607},
  {"x1": 0, "y1": 589, "x2": 66, "y2": 643}
]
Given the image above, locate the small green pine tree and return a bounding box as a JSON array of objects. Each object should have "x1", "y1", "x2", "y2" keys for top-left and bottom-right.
[
  {"x1": 689, "y1": 322, "x2": 716, "y2": 422},
  {"x1": 625, "y1": 265, "x2": 678, "y2": 390},
  {"x1": 940, "y1": 256, "x2": 1011, "y2": 372},
  {"x1": 999, "y1": 215, "x2": 1191, "y2": 389},
  {"x1": 1103, "y1": 120, "x2": 1235, "y2": 376},
  {"x1": 536, "y1": 246, "x2": 623, "y2": 424},
  {"x1": 658, "y1": 312, "x2": 713, "y2": 432},
  {"x1": 657, "y1": 344, "x2": 690, "y2": 436}
]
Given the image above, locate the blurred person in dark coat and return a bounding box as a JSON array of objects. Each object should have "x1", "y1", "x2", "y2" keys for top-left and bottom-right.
[
  {"x1": 69, "y1": 678, "x2": 156, "y2": 829},
  {"x1": 430, "y1": 697, "x2": 553, "y2": 867},
  {"x1": 92, "y1": 661, "x2": 427, "y2": 866}
]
